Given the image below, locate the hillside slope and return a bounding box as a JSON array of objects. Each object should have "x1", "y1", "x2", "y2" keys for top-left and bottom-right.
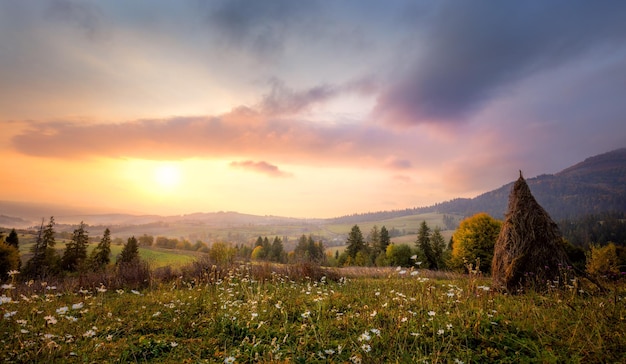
[{"x1": 429, "y1": 148, "x2": 626, "y2": 220}]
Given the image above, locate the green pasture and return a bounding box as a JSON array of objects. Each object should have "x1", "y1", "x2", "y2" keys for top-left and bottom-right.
[{"x1": 1, "y1": 265, "x2": 624, "y2": 363}]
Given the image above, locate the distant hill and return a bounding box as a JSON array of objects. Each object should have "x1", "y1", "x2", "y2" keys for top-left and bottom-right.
[
  {"x1": 427, "y1": 148, "x2": 626, "y2": 220},
  {"x1": 2, "y1": 148, "x2": 625, "y2": 229}
]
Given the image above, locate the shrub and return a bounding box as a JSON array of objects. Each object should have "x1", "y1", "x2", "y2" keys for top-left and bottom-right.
[{"x1": 586, "y1": 243, "x2": 619, "y2": 278}]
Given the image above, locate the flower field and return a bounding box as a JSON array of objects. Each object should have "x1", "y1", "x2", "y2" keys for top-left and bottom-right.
[{"x1": 1, "y1": 266, "x2": 624, "y2": 363}]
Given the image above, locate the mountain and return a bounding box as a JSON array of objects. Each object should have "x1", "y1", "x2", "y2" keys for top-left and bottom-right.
[{"x1": 427, "y1": 148, "x2": 626, "y2": 221}]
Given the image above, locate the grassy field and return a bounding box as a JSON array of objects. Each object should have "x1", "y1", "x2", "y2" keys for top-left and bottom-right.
[{"x1": 1, "y1": 265, "x2": 624, "y2": 363}]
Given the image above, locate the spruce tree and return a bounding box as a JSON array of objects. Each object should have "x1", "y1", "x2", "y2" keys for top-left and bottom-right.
[
  {"x1": 6, "y1": 229, "x2": 19, "y2": 249},
  {"x1": 430, "y1": 227, "x2": 446, "y2": 270},
  {"x1": 379, "y1": 226, "x2": 391, "y2": 253},
  {"x1": 345, "y1": 225, "x2": 365, "y2": 260},
  {"x1": 415, "y1": 221, "x2": 435, "y2": 268},
  {"x1": 25, "y1": 217, "x2": 60, "y2": 278},
  {"x1": 62, "y1": 221, "x2": 89, "y2": 272},
  {"x1": 118, "y1": 236, "x2": 140, "y2": 264},
  {"x1": 90, "y1": 228, "x2": 112, "y2": 270}
]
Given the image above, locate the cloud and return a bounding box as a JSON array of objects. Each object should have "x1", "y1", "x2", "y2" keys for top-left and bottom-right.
[
  {"x1": 385, "y1": 157, "x2": 412, "y2": 170},
  {"x1": 199, "y1": 0, "x2": 320, "y2": 58},
  {"x1": 374, "y1": 1, "x2": 626, "y2": 125},
  {"x1": 260, "y1": 79, "x2": 338, "y2": 115},
  {"x1": 230, "y1": 160, "x2": 292, "y2": 178},
  {"x1": 260, "y1": 77, "x2": 378, "y2": 116},
  {"x1": 44, "y1": 0, "x2": 105, "y2": 40},
  {"x1": 10, "y1": 106, "x2": 413, "y2": 170}
]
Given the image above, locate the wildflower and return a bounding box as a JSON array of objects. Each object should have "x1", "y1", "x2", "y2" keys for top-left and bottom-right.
[
  {"x1": 106, "y1": 335, "x2": 113, "y2": 341},
  {"x1": 4, "y1": 311, "x2": 17, "y2": 319},
  {"x1": 301, "y1": 311, "x2": 311, "y2": 319},
  {"x1": 358, "y1": 331, "x2": 371, "y2": 342},
  {"x1": 370, "y1": 310, "x2": 377, "y2": 317},
  {"x1": 44, "y1": 315, "x2": 57, "y2": 325},
  {"x1": 1, "y1": 283, "x2": 15, "y2": 290},
  {"x1": 411, "y1": 255, "x2": 417, "y2": 260},
  {"x1": 0, "y1": 295, "x2": 11, "y2": 305},
  {"x1": 454, "y1": 359, "x2": 464, "y2": 364},
  {"x1": 324, "y1": 349, "x2": 335, "y2": 355},
  {"x1": 398, "y1": 270, "x2": 407, "y2": 275},
  {"x1": 427, "y1": 311, "x2": 436, "y2": 317},
  {"x1": 20, "y1": 329, "x2": 29, "y2": 334},
  {"x1": 65, "y1": 316, "x2": 78, "y2": 322},
  {"x1": 350, "y1": 355, "x2": 362, "y2": 364},
  {"x1": 7, "y1": 270, "x2": 19, "y2": 277},
  {"x1": 171, "y1": 341, "x2": 178, "y2": 347},
  {"x1": 131, "y1": 290, "x2": 141, "y2": 295},
  {"x1": 72, "y1": 302, "x2": 84, "y2": 310},
  {"x1": 401, "y1": 317, "x2": 408, "y2": 323},
  {"x1": 97, "y1": 285, "x2": 107, "y2": 293},
  {"x1": 83, "y1": 329, "x2": 96, "y2": 338},
  {"x1": 152, "y1": 311, "x2": 161, "y2": 317},
  {"x1": 446, "y1": 323, "x2": 453, "y2": 330},
  {"x1": 224, "y1": 356, "x2": 236, "y2": 364},
  {"x1": 410, "y1": 271, "x2": 419, "y2": 276},
  {"x1": 44, "y1": 333, "x2": 55, "y2": 339},
  {"x1": 116, "y1": 289, "x2": 125, "y2": 294},
  {"x1": 16, "y1": 319, "x2": 27, "y2": 326},
  {"x1": 251, "y1": 312, "x2": 258, "y2": 319},
  {"x1": 437, "y1": 329, "x2": 445, "y2": 335},
  {"x1": 361, "y1": 344, "x2": 371, "y2": 352}
]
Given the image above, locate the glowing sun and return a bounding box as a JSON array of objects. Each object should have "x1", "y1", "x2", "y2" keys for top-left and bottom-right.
[{"x1": 154, "y1": 164, "x2": 181, "y2": 189}]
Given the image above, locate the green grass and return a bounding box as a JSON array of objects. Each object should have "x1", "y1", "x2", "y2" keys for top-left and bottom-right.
[
  {"x1": 1, "y1": 266, "x2": 624, "y2": 363},
  {"x1": 108, "y1": 245, "x2": 198, "y2": 269}
]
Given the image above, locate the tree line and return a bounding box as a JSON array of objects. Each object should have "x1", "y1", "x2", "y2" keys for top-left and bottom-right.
[{"x1": 0, "y1": 217, "x2": 140, "y2": 280}]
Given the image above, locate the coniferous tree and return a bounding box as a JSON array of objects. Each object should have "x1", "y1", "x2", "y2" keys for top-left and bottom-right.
[
  {"x1": 368, "y1": 225, "x2": 381, "y2": 252},
  {"x1": 415, "y1": 221, "x2": 435, "y2": 268},
  {"x1": 62, "y1": 221, "x2": 89, "y2": 272},
  {"x1": 345, "y1": 225, "x2": 365, "y2": 261},
  {"x1": 430, "y1": 227, "x2": 446, "y2": 270},
  {"x1": 118, "y1": 236, "x2": 139, "y2": 264},
  {"x1": 379, "y1": 226, "x2": 391, "y2": 253},
  {"x1": 25, "y1": 217, "x2": 60, "y2": 278},
  {"x1": 6, "y1": 229, "x2": 19, "y2": 249},
  {"x1": 90, "y1": 228, "x2": 111, "y2": 270},
  {"x1": 270, "y1": 236, "x2": 285, "y2": 262}
]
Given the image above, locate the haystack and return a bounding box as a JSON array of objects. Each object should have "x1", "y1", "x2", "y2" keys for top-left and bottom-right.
[{"x1": 492, "y1": 172, "x2": 570, "y2": 291}]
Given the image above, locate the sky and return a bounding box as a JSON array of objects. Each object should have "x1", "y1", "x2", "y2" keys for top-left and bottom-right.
[{"x1": 1, "y1": 1, "x2": 626, "y2": 218}]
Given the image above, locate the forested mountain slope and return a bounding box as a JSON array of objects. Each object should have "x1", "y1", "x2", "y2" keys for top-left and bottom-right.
[{"x1": 427, "y1": 148, "x2": 626, "y2": 220}]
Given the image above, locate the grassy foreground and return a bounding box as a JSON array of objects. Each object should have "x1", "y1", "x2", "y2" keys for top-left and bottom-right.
[{"x1": 1, "y1": 266, "x2": 624, "y2": 363}]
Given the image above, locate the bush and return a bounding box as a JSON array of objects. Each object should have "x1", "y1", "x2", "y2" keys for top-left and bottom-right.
[
  {"x1": 0, "y1": 242, "x2": 20, "y2": 281},
  {"x1": 586, "y1": 243, "x2": 619, "y2": 278}
]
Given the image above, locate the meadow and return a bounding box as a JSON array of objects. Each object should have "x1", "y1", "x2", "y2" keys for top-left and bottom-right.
[{"x1": 1, "y1": 264, "x2": 624, "y2": 363}]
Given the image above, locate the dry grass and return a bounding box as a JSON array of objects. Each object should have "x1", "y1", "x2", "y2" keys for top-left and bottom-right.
[{"x1": 492, "y1": 173, "x2": 570, "y2": 292}]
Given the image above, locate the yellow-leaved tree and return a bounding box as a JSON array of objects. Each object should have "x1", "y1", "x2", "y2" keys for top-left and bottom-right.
[{"x1": 451, "y1": 212, "x2": 502, "y2": 273}]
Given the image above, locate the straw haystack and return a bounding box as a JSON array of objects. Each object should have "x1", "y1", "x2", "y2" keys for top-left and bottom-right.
[{"x1": 492, "y1": 172, "x2": 570, "y2": 291}]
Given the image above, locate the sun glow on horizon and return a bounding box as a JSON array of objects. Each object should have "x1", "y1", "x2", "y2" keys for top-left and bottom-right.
[{"x1": 154, "y1": 164, "x2": 181, "y2": 190}]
